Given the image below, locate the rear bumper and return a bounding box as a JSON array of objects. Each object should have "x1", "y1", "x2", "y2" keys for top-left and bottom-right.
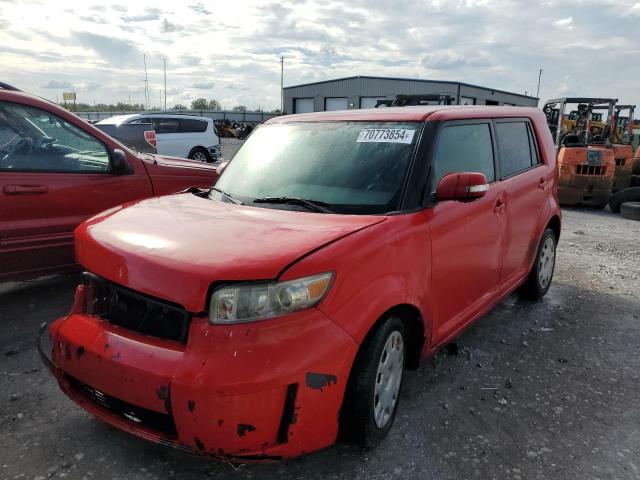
[
  {"x1": 207, "y1": 145, "x2": 220, "y2": 159},
  {"x1": 39, "y1": 308, "x2": 358, "y2": 461}
]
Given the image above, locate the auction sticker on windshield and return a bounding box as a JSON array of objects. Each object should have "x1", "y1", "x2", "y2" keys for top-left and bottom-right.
[{"x1": 356, "y1": 128, "x2": 415, "y2": 144}]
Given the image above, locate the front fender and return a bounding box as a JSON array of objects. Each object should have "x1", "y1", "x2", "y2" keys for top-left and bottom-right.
[{"x1": 279, "y1": 212, "x2": 432, "y2": 348}]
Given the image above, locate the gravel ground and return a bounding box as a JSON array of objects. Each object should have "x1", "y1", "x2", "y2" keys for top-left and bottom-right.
[
  {"x1": 220, "y1": 138, "x2": 244, "y2": 160},
  {"x1": 1, "y1": 208, "x2": 639, "y2": 480}
]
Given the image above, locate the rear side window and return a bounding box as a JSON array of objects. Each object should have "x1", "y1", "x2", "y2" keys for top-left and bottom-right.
[
  {"x1": 431, "y1": 123, "x2": 495, "y2": 190},
  {"x1": 180, "y1": 119, "x2": 208, "y2": 133},
  {"x1": 496, "y1": 121, "x2": 538, "y2": 177}
]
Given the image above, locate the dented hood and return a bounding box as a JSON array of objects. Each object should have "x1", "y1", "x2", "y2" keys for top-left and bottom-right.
[{"x1": 75, "y1": 193, "x2": 385, "y2": 312}]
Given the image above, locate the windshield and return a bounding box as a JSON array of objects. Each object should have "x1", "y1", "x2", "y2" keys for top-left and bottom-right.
[{"x1": 213, "y1": 121, "x2": 421, "y2": 214}]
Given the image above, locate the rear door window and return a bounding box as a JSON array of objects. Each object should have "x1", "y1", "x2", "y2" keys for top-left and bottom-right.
[
  {"x1": 495, "y1": 121, "x2": 536, "y2": 177},
  {"x1": 180, "y1": 119, "x2": 208, "y2": 133},
  {"x1": 431, "y1": 122, "x2": 495, "y2": 191},
  {"x1": 153, "y1": 118, "x2": 180, "y2": 134}
]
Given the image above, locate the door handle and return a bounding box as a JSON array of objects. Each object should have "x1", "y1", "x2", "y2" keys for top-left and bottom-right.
[{"x1": 3, "y1": 184, "x2": 49, "y2": 195}]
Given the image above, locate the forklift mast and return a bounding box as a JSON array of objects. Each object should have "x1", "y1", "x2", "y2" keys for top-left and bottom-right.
[{"x1": 543, "y1": 97, "x2": 617, "y2": 149}]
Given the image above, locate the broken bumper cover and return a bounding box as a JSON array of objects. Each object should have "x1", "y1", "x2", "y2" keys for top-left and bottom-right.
[{"x1": 39, "y1": 309, "x2": 358, "y2": 460}]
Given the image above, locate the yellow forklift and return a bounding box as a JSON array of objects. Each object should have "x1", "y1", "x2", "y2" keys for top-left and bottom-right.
[
  {"x1": 543, "y1": 97, "x2": 617, "y2": 208},
  {"x1": 599, "y1": 104, "x2": 635, "y2": 191}
]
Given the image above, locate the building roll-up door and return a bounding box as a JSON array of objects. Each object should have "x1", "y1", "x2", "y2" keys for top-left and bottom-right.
[
  {"x1": 325, "y1": 97, "x2": 348, "y2": 111},
  {"x1": 360, "y1": 97, "x2": 386, "y2": 109},
  {"x1": 294, "y1": 98, "x2": 314, "y2": 114}
]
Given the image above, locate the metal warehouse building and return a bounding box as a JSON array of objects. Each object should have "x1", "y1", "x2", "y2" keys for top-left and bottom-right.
[{"x1": 283, "y1": 75, "x2": 538, "y2": 114}]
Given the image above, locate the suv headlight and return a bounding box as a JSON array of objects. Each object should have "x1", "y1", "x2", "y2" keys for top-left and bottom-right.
[{"x1": 209, "y1": 272, "x2": 333, "y2": 324}]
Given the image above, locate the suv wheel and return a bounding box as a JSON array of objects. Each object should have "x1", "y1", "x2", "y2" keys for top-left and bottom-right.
[
  {"x1": 341, "y1": 316, "x2": 405, "y2": 447},
  {"x1": 188, "y1": 147, "x2": 211, "y2": 163},
  {"x1": 520, "y1": 228, "x2": 556, "y2": 300}
]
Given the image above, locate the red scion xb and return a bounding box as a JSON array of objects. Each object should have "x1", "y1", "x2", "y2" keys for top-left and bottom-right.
[{"x1": 40, "y1": 105, "x2": 561, "y2": 461}]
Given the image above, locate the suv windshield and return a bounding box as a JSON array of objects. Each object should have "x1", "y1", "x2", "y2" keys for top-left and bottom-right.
[{"x1": 213, "y1": 121, "x2": 421, "y2": 214}]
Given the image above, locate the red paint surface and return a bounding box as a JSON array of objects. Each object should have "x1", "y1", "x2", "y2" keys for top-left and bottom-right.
[
  {"x1": 44, "y1": 106, "x2": 561, "y2": 460},
  {"x1": 0, "y1": 89, "x2": 218, "y2": 281}
]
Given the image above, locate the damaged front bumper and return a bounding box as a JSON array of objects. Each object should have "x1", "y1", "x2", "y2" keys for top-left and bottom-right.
[{"x1": 38, "y1": 303, "x2": 358, "y2": 461}]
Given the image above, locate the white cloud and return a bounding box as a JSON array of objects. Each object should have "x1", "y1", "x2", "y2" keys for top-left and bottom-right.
[
  {"x1": 553, "y1": 16, "x2": 574, "y2": 29},
  {"x1": 0, "y1": 0, "x2": 639, "y2": 109}
]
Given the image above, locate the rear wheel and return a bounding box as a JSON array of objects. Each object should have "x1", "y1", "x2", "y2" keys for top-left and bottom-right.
[
  {"x1": 188, "y1": 147, "x2": 211, "y2": 163},
  {"x1": 341, "y1": 317, "x2": 405, "y2": 447},
  {"x1": 520, "y1": 228, "x2": 556, "y2": 300}
]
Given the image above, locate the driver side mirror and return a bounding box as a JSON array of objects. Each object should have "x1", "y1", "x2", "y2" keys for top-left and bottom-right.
[
  {"x1": 111, "y1": 148, "x2": 133, "y2": 175},
  {"x1": 436, "y1": 172, "x2": 489, "y2": 202},
  {"x1": 216, "y1": 161, "x2": 229, "y2": 176}
]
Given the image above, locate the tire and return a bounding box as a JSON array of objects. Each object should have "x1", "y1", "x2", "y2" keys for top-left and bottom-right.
[
  {"x1": 608, "y1": 187, "x2": 640, "y2": 213},
  {"x1": 520, "y1": 228, "x2": 556, "y2": 300},
  {"x1": 620, "y1": 202, "x2": 640, "y2": 221},
  {"x1": 188, "y1": 147, "x2": 211, "y2": 163},
  {"x1": 340, "y1": 316, "x2": 406, "y2": 448}
]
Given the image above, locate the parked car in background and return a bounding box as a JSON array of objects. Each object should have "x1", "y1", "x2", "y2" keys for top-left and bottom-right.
[
  {"x1": 41, "y1": 106, "x2": 560, "y2": 460},
  {"x1": 0, "y1": 84, "x2": 219, "y2": 282},
  {"x1": 94, "y1": 121, "x2": 157, "y2": 154},
  {"x1": 97, "y1": 114, "x2": 220, "y2": 162}
]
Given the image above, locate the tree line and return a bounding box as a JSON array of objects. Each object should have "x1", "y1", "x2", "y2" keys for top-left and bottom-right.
[{"x1": 57, "y1": 99, "x2": 280, "y2": 113}]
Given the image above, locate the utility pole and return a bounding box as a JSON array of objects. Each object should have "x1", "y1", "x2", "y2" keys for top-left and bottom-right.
[
  {"x1": 163, "y1": 58, "x2": 167, "y2": 111},
  {"x1": 280, "y1": 56, "x2": 284, "y2": 114},
  {"x1": 143, "y1": 54, "x2": 149, "y2": 110},
  {"x1": 536, "y1": 68, "x2": 543, "y2": 105}
]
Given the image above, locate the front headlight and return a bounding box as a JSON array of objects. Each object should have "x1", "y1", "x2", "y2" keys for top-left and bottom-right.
[{"x1": 209, "y1": 272, "x2": 334, "y2": 324}]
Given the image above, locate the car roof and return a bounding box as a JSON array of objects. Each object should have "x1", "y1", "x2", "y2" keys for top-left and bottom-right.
[
  {"x1": 96, "y1": 114, "x2": 139, "y2": 125},
  {"x1": 137, "y1": 113, "x2": 211, "y2": 121},
  {"x1": 266, "y1": 105, "x2": 544, "y2": 124},
  {"x1": 97, "y1": 113, "x2": 213, "y2": 125}
]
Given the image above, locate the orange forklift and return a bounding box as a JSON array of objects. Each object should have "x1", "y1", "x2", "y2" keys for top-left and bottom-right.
[
  {"x1": 543, "y1": 97, "x2": 617, "y2": 208},
  {"x1": 592, "y1": 104, "x2": 635, "y2": 191}
]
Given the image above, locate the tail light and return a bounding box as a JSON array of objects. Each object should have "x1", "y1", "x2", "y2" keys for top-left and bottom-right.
[{"x1": 144, "y1": 130, "x2": 157, "y2": 151}]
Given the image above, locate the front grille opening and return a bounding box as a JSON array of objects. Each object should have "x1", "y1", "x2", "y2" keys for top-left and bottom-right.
[
  {"x1": 615, "y1": 158, "x2": 626, "y2": 166},
  {"x1": 68, "y1": 375, "x2": 177, "y2": 437},
  {"x1": 576, "y1": 165, "x2": 607, "y2": 176},
  {"x1": 84, "y1": 273, "x2": 190, "y2": 344}
]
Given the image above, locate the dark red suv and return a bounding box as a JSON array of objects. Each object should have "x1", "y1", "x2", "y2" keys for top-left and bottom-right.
[
  {"x1": 41, "y1": 106, "x2": 561, "y2": 460},
  {"x1": 0, "y1": 85, "x2": 219, "y2": 281}
]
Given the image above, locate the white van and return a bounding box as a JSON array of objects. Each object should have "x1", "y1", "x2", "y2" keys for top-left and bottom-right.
[{"x1": 97, "y1": 114, "x2": 220, "y2": 162}]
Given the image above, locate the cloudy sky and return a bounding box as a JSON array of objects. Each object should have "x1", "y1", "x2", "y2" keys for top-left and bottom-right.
[{"x1": 1, "y1": 0, "x2": 639, "y2": 110}]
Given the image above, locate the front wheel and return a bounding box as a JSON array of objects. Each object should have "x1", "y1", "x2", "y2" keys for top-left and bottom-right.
[
  {"x1": 520, "y1": 228, "x2": 556, "y2": 300},
  {"x1": 341, "y1": 317, "x2": 405, "y2": 447}
]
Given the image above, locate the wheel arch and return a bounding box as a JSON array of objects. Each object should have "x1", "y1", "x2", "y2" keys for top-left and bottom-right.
[
  {"x1": 546, "y1": 214, "x2": 561, "y2": 242},
  {"x1": 353, "y1": 303, "x2": 427, "y2": 373}
]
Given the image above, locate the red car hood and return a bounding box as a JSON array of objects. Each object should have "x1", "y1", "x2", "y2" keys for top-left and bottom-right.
[{"x1": 75, "y1": 193, "x2": 385, "y2": 312}]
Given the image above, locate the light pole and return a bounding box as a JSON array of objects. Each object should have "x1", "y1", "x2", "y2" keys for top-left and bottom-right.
[
  {"x1": 280, "y1": 56, "x2": 284, "y2": 114},
  {"x1": 536, "y1": 68, "x2": 543, "y2": 105},
  {"x1": 143, "y1": 54, "x2": 149, "y2": 110},
  {"x1": 163, "y1": 58, "x2": 167, "y2": 111}
]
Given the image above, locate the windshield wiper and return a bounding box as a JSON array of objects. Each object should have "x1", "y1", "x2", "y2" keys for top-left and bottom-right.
[
  {"x1": 253, "y1": 196, "x2": 335, "y2": 213},
  {"x1": 210, "y1": 186, "x2": 244, "y2": 205}
]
